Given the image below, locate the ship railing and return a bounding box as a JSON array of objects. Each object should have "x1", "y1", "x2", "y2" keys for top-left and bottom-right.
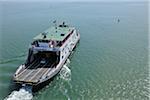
[{"x1": 32, "y1": 46, "x2": 59, "y2": 52}]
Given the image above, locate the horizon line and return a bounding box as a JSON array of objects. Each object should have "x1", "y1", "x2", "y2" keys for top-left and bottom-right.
[{"x1": 0, "y1": 0, "x2": 148, "y2": 3}]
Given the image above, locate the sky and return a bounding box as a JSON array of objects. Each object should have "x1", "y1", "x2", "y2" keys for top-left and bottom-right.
[{"x1": 0, "y1": 0, "x2": 148, "y2": 2}]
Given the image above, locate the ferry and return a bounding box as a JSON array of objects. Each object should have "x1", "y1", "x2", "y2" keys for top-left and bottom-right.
[{"x1": 13, "y1": 22, "x2": 80, "y2": 86}]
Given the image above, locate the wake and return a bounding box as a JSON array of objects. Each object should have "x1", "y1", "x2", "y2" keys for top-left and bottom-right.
[
  {"x1": 0, "y1": 53, "x2": 26, "y2": 64},
  {"x1": 4, "y1": 85, "x2": 33, "y2": 100},
  {"x1": 59, "y1": 59, "x2": 72, "y2": 100},
  {"x1": 4, "y1": 59, "x2": 71, "y2": 100},
  {"x1": 59, "y1": 59, "x2": 71, "y2": 81}
]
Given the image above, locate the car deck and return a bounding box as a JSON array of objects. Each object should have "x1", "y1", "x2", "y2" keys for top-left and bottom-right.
[{"x1": 14, "y1": 60, "x2": 54, "y2": 84}]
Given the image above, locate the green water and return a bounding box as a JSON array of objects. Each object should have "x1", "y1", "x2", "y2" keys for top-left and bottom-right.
[{"x1": 0, "y1": 1, "x2": 149, "y2": 100}]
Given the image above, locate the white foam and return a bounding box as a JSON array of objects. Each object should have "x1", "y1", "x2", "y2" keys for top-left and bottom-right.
[
  {"x1": 4, "y1": 88, "x2": 33, "y2": 100},
  {"x1": 65, "y1": 59, "x2": 70, "y2": 66},
  {"x1": 59, "y1": 64, "x2": 71, "y2": 81}
]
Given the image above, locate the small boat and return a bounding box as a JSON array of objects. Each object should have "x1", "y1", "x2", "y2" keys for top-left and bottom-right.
[{"x1": 13, "y1": 22, "x2": 80, "y2": 87}]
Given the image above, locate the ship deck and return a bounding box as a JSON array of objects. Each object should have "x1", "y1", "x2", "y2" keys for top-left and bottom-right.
[
  {"x1": 14, "y1": 59, "x2": 54, "y2": 84},
  {"x1": 33, "y1": 26, "x2": 74, "y2": 41}
]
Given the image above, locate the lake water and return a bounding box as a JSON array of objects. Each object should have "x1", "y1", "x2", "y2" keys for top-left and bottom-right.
[{"x1": 0, "y1": 1, "x2": 149, "y2": 100}]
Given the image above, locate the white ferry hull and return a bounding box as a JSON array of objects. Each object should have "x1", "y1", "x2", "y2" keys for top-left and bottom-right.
[{"x1": 13, "y1": 29, "x2": 80, "y2": 87}]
